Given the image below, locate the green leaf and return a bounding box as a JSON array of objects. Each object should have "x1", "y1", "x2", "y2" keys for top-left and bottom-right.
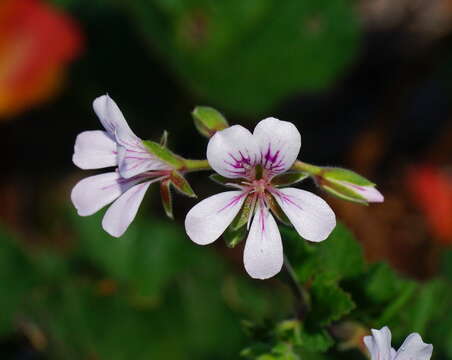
[
  {"x1": 230, "y1": 196, "x2": 254, "y2": 231},
  {"x1": 298, "y1": 327, "x2": 334, "y2": 353},
  {"x1": 170, "y1": 171, "x2": 197, "y2": 198},
  {"x1": 192, "y1": 106, "x2": 229, "y2": 137},
  {"x1": 271, "y1": 172, "x2": 309, "y2": 187},
  {"x1": 142, "y1": 140, "x2": 184, "y2": 168},
  {"x1": 307, "y1": 275, "x2": 355, "y2": 326},
  {"x1": 128, "y1": 0, "x2": 360, "y2": 115}
]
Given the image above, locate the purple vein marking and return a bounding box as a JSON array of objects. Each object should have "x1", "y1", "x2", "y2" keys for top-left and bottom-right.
[{"x1": 217, "y1": 192, "x2": 248, "y2": 213}]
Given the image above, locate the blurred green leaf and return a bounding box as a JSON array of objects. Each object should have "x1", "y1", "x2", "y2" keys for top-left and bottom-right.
[{"x1": 127, "y1": 0, "x2": 360, "y2": 115}]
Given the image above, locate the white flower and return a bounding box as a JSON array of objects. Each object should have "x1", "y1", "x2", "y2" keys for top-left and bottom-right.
[
  {"x1": 364, "y1": 326, "x2": 433, "y2": 360},
  {"x1": 71, "y1": 95, "x2": 172, "y2": 237},
  {"x1": 184, "y1": 118, "x2": 336, "y2": 280}
]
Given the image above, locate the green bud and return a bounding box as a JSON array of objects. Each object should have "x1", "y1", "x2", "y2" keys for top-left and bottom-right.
[
  {"x1": 192, "y1": 106, "x2": 229, "y2": 138},
  {"x1": 318, "y1": 167, "x2": 383, "y2": 204}
]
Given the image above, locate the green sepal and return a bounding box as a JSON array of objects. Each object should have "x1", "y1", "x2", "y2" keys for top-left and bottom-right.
[
  {"x1": 229, "y1": 196, "x2": 254, "y2": 231},
  {"x1": 142, "y1": 140, "x2": 184, "y2": 168},
  {"x1": 224, "y1": 225, "x2": 246, "y2": 248},
  {"x1": 266, "y1": 194, "x2": 290, "y2": 225},
  {"x1": 271, "y1": 172, "x2": 309, "y2": 187},
  {"x1": 192, "y1": 106, "x2": 229, "y2": 138},
  {"x1": 160, "y1": 130, "x2": 168, "y2": 147},
  {"x1": 160, "y1": 179, "x2": 173, "y2": 219},
  {"x1": 170, "y1": 171, "x2": 197, "y2": 198},
  {"x1": 321, "y1": 167, "x2": 375, "y2": 186},
  {"x1": 210, "y1": 174, "x2": 245, "y2": 187},
  {"x1": 321, "y1": 180, "x2": 368, "y2": 205}
]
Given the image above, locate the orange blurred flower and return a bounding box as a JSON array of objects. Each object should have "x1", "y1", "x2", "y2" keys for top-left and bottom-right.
[
  {"x1": 0, "y1": 0, "x2": 82, "y2": 118},
  {"x1": 407, "y1": 165, "x2": 452, "y2": 245}
]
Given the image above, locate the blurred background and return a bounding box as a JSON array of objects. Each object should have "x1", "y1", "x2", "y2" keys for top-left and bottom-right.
[{"x1": 0, "y1": 0, "x2": 452, "y2": 359}]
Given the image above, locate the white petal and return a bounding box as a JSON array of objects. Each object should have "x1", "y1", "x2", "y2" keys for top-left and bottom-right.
[
  {"x1": 93, "y1": 95, "x2": 134, "y2": 136},
  {"x1": 117, "y1": 145, "x2": 170, "y2": 179},
  {"x1": 364, "y1": 327, "x2": 393, "y2": 360},
  {"x1": 243, "y1": 204, "x2": 283, "y2": 279},
  {"x1": 346, "y1": 183, "x2": 384, "y2": 203},
  {"x1": 71, "y1": 172, "x2": 134, "y2": 216},
  {"x1": 72, "y1": 130, "x2": 117, "y2": 169},
  {"x1": 102, "y1": 181, "x2": 152, "y2": 237},
  {"x1": 185, "y1": 191, "x2": 247, "y2": 245},
  {"x1": 207, "y1": 125, "x2": 260, "y2": 178},
  {"x1": 394, "y1": 333, "x2": 433, "y2": 360},
  {"x1": 274, "y1": 187, "x2": 336, "y2": 242},
  {"x1": 253, "y1": 117, "x2": 301, "y2": 175}
]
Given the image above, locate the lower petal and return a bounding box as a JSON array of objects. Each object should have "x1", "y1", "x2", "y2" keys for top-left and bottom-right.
[
  {"x1": 71, "y1": 172, "x2": 130, "y2": 216},
  {"x1": 243, "y1": 205, "x2": 283, "y2": 280},
  {"x1": 102, "y1": 181, "x2": 152, "y2": 237},
  {"x1": 72, "y1": 130, "x2": 117, "y2": 169},
  {"x1": 274, "y1": 187, "x2": 336, "y2": 242},
  {"x1": 394, "y1": 333, "x2": 433, "y2": 360},
  {"x1": 185, "y1": 191, "x2": 247, "y2": 245}
]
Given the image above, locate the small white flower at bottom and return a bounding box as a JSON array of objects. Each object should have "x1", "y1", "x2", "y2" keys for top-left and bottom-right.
[{"x1": 364, "y1": 326, "x2": 433, "y2": 360}]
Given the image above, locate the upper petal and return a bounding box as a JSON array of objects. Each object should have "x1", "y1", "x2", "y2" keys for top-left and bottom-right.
[
  {"x1": 102, "y1": 180, "x2": 153, "y2": 237},
  {"x1": 274, "y1": 187, "x2": 336, "y2": 242},
  {"x1": 93, "y1": 95, "x2": 134, "y2": 137},
  {"x1": 72, "y1": 130, "x2": 117, "y2": 169},
  {"x1": 364, "y1": 327, "x2": 393, "y2": 360},
  {"x1": 71, "y1": 172, "x2": 134, "y2": 216},
  {"x1": 243, "y1": 204, "x2": 283, "y2": 280},
  {"x1": 253, "y1": 117, "x2": 301, "y2": 175},
  {"x1": 185, "y1": 191, "x2": 247, "y2": 245},
  {"x1": 207, "y1": 125, "x2": 260, "y2": 178},
  {"x1": 394, "y1": 333, "x2": 433, "y2": 360}
]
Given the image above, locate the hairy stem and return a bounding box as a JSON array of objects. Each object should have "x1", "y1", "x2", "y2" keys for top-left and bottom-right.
[
  {"x1": 291, "y1": 161, "x2": 322, "y2": 175},
  {"x1": 183, "y1": 159, "x2": 211, "y2": 172},
  {"x1": 283, "y1": 255, "x2": 311, "y2": 320}
]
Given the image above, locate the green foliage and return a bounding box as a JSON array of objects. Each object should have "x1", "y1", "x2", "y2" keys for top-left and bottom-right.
[
  {"x1": 243, "y1": 223, "x2": 452, "y2": 359},
  {"x1": 126, "y1": 0, "x2": 360, "y2": 115}
]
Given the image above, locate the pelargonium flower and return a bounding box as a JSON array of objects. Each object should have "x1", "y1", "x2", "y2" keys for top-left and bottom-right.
[
  {"x1": 71, "y1": 95, "x2": 172, "y2": 237},
  {"x1": 364, "y1": 326, "x2": 433, "y2": 360},
  {"x1": 185, "y1": 118, "x2": 336, "y2": 279}
]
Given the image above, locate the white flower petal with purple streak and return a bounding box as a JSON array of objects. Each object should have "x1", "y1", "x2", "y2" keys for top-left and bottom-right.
[
  {"x1": 243, "y1": 204, "x2": 283, "y2": 280},
  {"x1": 253, "y1": 117, "x2": 301, "y2": 175},
  {"x1": 339, "y1": 181, "x2": 384, "y2": 203},
  {"x1": 72, "y1": 130, "x2": 117, "y2": 170},
  {"x1": 207, "y1": 125, "x2": 260, "y2": 179},
  {"x1": 71, "y1": 172, "x2": 136, "y2": 216},
  {"x1": 102, "y1": 180, "x2": 154, "y2": 237},
  {"x1": 274, "y1": 187, "x2": 336, "y2": 242},
  {"x1": 364, "y1": 327, "x2": 393, "y2": 360},
  {"x1": 185, "y1": 190, "x2": 247, "y2": 245},
  {"x1": 93, "y1": 95, "x2": 134, "y2": 137},
  {"x1": 394, "y1": 333, "x2": 433, "y2": 360},
  {"x1": 117, "y1": 145, "x2": 170, "y2": 179}
]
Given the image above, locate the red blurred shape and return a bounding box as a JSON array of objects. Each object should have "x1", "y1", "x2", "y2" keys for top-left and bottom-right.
[
  {"x1": 0, "y1": 0, "x2": 83, "y2": 118},
  {"x1": 407, "y1": 165, "x2": 452, "y2": 245}
]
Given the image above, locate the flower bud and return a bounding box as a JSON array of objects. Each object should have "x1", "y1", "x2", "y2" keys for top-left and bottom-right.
[
  {"x1": 192, "y1": 106, "x2": 229, "y2": 138},
  {"x1": 317, "y1": 167, "x2": 383, "y2": 204}
]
